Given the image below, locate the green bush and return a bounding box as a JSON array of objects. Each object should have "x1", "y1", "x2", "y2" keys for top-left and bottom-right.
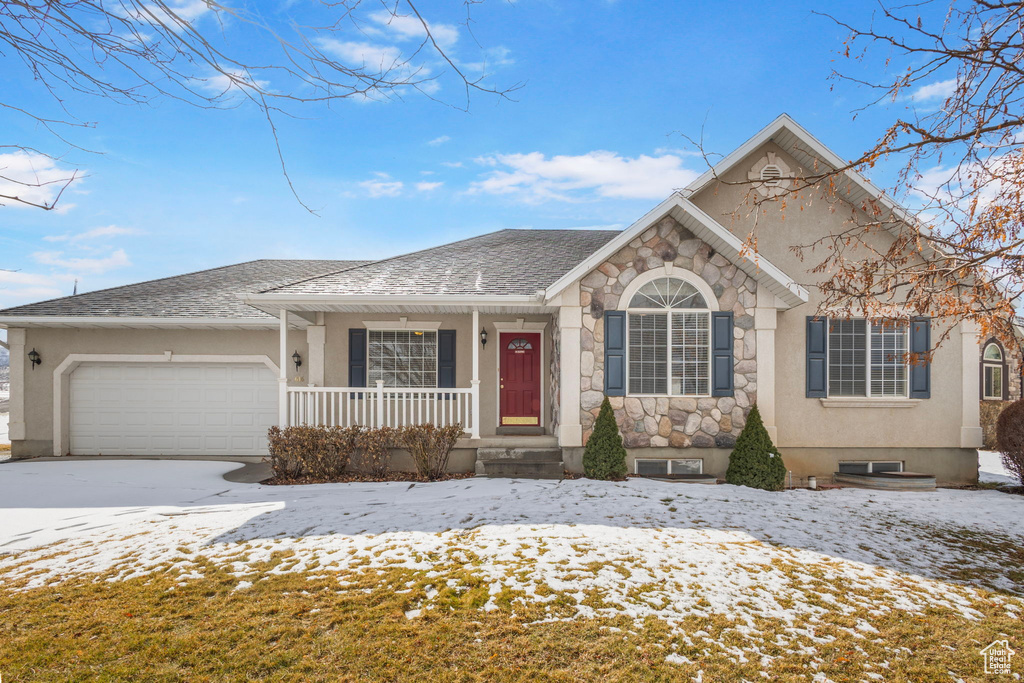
[
  {"x1": 725, "y1": 404, "x2": 787, "y2": 491},
  {"x1": 583, "y1": 397, "x2": 628, "y2": 481},
  {"x1": 396, "y1": 423, "x2": 464, "y2": 481}
]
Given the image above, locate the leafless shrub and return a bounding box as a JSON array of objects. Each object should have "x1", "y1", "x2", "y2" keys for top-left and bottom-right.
[
  {"x1": 996, "y1": 399, "x2": 1024, "y2": 484},
  {"x1": 396, "y1": 423, "x2": 464, "y2": 481},
  {"x1": 355, "y1": 426, "x2": 397, "y2": 479},
  {"x1": 267, "y1": 425, "x2": 360, "y2": 479}
]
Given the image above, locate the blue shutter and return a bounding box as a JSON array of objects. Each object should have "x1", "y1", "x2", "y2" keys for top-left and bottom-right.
[
  {"x1": 348, "y1": 328, "x2": 366, "y2": 387},
  {"x1": 711, "y1": 311, "x2": 734, "y2": 397},
  {"x1": 909, "y1": 317, "x2": 931, "y2": 399},
  {"x1": 438, "y1": 329, "x2": 456, "y2": 388},
  {"x1": 604, "y1": 311, "x2": 626, "y2": 396},
  {"x1": 806, "y1": 316, "x2": 828, "y2": 398}
]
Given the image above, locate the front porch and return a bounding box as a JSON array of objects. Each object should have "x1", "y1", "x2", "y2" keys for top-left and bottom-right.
[{"x1": 272, "y1": 307, "x2": 558, "y2": 445}]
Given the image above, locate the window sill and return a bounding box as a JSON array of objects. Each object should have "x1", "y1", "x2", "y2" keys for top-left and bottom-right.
[{"x1": 819, "y1": 398, "x2": 921, "y2": 409}]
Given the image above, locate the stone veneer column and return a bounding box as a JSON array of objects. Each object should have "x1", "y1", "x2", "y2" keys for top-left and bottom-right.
[
  {"x1": 558, "y1": 295, "x2": 584, "y2": 448},
  {"x1": 754, "y1": 290, "x2": 778, "y2": 444},
  {"x1": 960, "y1": 320, "x2": 984, "y2": 448},
  {"x1": 7, "y1": 328, "x2": 26, "y2": 441}
]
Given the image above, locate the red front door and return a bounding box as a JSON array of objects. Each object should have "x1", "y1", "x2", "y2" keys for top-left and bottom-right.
[{"x1": 500, "y1": 333, "x2": 541, "y2": 426}]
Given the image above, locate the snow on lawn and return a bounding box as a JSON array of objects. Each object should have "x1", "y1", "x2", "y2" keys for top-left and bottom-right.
[
  {"x1": 1, "y1": 459, "x2": 1022, "y2": 664},
  {"x1": 980, "y1": 449, "x2": 1021, "y2": 485}
]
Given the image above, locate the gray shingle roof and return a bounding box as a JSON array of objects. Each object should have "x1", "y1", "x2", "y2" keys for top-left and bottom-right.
[
  {"x1": 0, "y1": 260, "x2": 370, "y2": 319},
  {"x1": 262, "y1": 229, "x2": 622, "y2": 297}
]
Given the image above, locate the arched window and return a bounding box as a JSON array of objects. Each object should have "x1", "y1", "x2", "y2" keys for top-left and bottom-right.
[
  {"x1": 983, "y1": 341, "x2": 1005, "y2": 400},
  {"x1": 627, "y1": 276, "x2": 711, "y2": 396}
]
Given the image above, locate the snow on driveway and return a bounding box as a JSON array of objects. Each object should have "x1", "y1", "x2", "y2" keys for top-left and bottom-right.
[{"x1": 0, "y1": 459, "x2": 1021, "y2": 661}]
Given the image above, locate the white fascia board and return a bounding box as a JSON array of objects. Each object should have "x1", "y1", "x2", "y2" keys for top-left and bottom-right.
[
  {"x1": 543, "y1": 194, "x2": 808, "y2": 309},
  {"x1": 0, "y1": 316, "x2": 286, "y2": 329}
]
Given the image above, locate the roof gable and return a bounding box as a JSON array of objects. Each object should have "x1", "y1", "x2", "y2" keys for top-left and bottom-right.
[{"x1": 544, "y1": 194, "x2": 808, "y2": 309}]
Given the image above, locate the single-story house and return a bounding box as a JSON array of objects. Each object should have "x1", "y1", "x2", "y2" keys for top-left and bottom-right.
[{"x1": 0, "y1": 114, "x2": 1012, "y2": 483}]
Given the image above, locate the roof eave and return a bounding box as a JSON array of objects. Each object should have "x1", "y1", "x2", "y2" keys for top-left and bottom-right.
[{"x1": 0, "y1": 316, "x2": 287, "y2": 330}]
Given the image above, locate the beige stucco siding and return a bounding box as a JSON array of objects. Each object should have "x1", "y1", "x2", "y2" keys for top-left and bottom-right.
[
  {"x1": 12, "y1": 311, "x2": 554, "y2": 456},
  {"x1": 688, "y1": 140, "x2": 970, "y2": 451}
]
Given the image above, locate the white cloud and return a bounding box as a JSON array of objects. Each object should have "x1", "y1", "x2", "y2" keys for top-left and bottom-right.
[
  {"x1": 44, "y1": 225, "x2": 140, "y2": 243},
  {"x1": 317, "y1": 39, "x2": 403, "y2": 71},
  {"x1": 357, "y1": 173, "x2": 404, "y2": 198},
  {"x1": 0, "y1": 151, "x2": 82, "y2": 211},
  {"x1": 427, "y1": 135, "x2": 451, "y2": 146},
  {"x1": 468, "y1": 150, "x2": 700, "y2": 201},
  {"x1": 32, "y1": 249, "x2": 131, "y2": 274},
  {"x1": 367, "y1": 10, "x2": 459, "y2": 50},
  {"x1": 907, "y1": 78, "x2": 957, "y2": 102},
  {"x1": 441, "y1": 161, "x2": 464, "y2": 168},
  {"x1": 460, "y1": 46, "x2": 515, "y2": 73},
  {"x1": 416, "y1": 181, "x2": 443, "y2": 192},
  {"x1": 196, "y1": 70, "x2": 270, "y2": 96},
  {"x1": 0, "y1": 270, "x2": 73, "y2": 307}
]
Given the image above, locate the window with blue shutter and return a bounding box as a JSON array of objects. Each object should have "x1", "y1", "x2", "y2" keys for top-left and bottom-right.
[
  {"x1": 438, "y1": 329, "x2": 456, "y2": 389},
  {"x1": 604, "y1": 311, "x2": 626, "y2": 396},
  {"x1": 710, "y1": 311, "x2": 734, "y2": 397},
  {"x1": 909, "y1": 317, "x2": 931, "y2": 399},
  {"x1": 348, "y1": 328, "x2": 366, "y2": 387},
  {"x1": 806, "y1": 316, "x2": 828, "y2": 398}
]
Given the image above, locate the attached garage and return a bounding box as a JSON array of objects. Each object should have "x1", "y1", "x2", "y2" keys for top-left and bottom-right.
[{"x1": 69, "y1": 362, "x2": 277, "y2": 456}]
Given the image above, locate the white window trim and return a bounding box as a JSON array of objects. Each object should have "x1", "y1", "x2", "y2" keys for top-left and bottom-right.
[
  {"x1": 366, "y1": 328, "x2": 440, "y2": 389},
  {"x1": 983, "y1": 364, "x2": 1004, "y2": 401},
  {"x1": 827, "y1": 318, "x2": 911, "y2": 400},
  {"x1": 618, "y1": 264, "x2": 719, "y2": 313},
  {"x1": 362, "y1": 318, "x2": 442, "y2": 330},
  {"x1": 634, "y1": 458, "x2": 704, "y2": 475},
  {"x1": 626, "y1": 310, "x2": 712, "y2": 398}
]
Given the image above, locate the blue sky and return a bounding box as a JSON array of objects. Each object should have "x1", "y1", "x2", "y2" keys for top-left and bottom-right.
[{"x1": 0, "y1": 0, "x2": 948, "y2": 319}]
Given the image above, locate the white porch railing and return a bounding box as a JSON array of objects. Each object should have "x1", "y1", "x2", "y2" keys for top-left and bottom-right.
[{"x1": 286, "y1": 380, "x2": 479, "y2": 438}]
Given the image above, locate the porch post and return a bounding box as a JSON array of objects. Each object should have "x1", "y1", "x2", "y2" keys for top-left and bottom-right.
[
  {"x1": 558, "y1": 294, "x2": 584, "y2": 447},
  {"x1": 754, "y1": 289, "x2": 778, "y2": 444},
  {"x1": 470, "y1": 308, "x2": 481, "y2": 439},
  {"x1": 7, "y1": 328, "x2": 26, "y2": 444},
  {"x1": 278, "y1": 309, "x2": 289, "y2": 427},
  {"x1": 307, "y1": 311, "x2": 326, "y2": 386}
]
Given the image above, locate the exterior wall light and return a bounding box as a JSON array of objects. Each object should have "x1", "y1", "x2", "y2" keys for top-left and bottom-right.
[
  {"x1": 292, "y1": 350, "x2": 302, "y2": 372},
  {"x1": 28, "y1": 348, "x2": 41, "y2": 370},
  {"x1": 480, "y1": 328, "x2": 488, "y2": 348}
]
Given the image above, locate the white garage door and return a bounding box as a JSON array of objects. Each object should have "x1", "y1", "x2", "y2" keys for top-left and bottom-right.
[{"x1": 69, "y1": 362, "x2": 278, "y2": 456}]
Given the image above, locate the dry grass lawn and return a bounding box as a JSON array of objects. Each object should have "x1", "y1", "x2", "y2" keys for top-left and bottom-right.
[{"x1": 1, "y1": 559, "x2": 1020, "y2": 681}]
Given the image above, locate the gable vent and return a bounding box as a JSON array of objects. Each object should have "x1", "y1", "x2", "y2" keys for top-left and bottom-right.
[{"x1": 760, "y1": 164, "x2": 783, "y2": 186}]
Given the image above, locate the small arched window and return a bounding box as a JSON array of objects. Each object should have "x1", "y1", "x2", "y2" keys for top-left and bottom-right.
[
  {"x1": 983, "y1": 342, "x2": 1005, "y2": 400},
  {"x1": 626, "y1": 277, "x2": 711, "y2": 396}
]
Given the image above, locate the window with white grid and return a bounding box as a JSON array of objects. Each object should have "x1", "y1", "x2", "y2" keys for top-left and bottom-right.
[
  {"x1": 628, "y1": 313, "x2": 668, "y2": 394},
  {"x1": 870, "y1": 321, "x2": 909, "y2": 397},
  {"x1": 828, "y1": 319, "x2": 866, "y2": 396},
  {"x1": 368, "y1": 330, "x2": 437, "y2": 388},
  {"x1": 826, "y1": 319, "x2": 908, "y2": 398},
  {"x1": 626, "y1": 276, "x2": 711, "y2": 396},
  {"x1": 672, "y1": 312, "x2": 710, "y2": 395}
]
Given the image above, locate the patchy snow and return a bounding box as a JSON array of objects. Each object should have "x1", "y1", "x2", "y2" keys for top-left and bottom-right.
[
  {"x1": 0, "y1": 459, "x2": 1021, "y2": 665},
  {"x1": 979, "y1": 450, "x2": 1021, "y2": 485},
  {"x1": 0, "y1": 412, "x2": 9, "y2": 448}
]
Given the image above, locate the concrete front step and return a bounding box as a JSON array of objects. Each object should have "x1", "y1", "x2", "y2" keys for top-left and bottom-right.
[
  {"x1": 477, "y1": 458, "x2": 564, "y2": 479},
  {"x1": 476, "y1": 447, "x2": 563, "y2": 462}
]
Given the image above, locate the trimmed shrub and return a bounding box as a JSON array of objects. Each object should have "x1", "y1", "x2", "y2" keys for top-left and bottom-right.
[
  {"x1": 396, "y1": 423, "x2": 464, "y2": 480},
  {"x1": 725, "y1": 404, "x2": 787, "y2": 491},
  {"x1": 267, "y1": 425, "x2": 361, "y2": 479},
  {"x1": 996, "y1": 399, "x2": 1024, "y2": 484},
  {"x1": 583, "y1": 397, "x2": 628, "y2": 481},
  {"x1": 355, "y1": 426, "x2": 396, "y2": 478}
]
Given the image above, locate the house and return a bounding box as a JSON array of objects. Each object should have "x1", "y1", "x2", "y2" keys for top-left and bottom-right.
[{"x1": 0, "y1": 115, "x2": 999, "y2": 483}]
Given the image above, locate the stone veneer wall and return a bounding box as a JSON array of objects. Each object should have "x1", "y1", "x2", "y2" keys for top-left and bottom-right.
[
  {"x1": 549, "y1": 313, "x2": 561, "y2": 435},
  {"x1": 577, "y1": 216, "x2": 758, "y2": 449}
]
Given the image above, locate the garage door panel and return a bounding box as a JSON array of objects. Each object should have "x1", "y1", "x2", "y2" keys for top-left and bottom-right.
[{"x1": 70, "y1": 362, "x2": 276, "y2": 456}]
